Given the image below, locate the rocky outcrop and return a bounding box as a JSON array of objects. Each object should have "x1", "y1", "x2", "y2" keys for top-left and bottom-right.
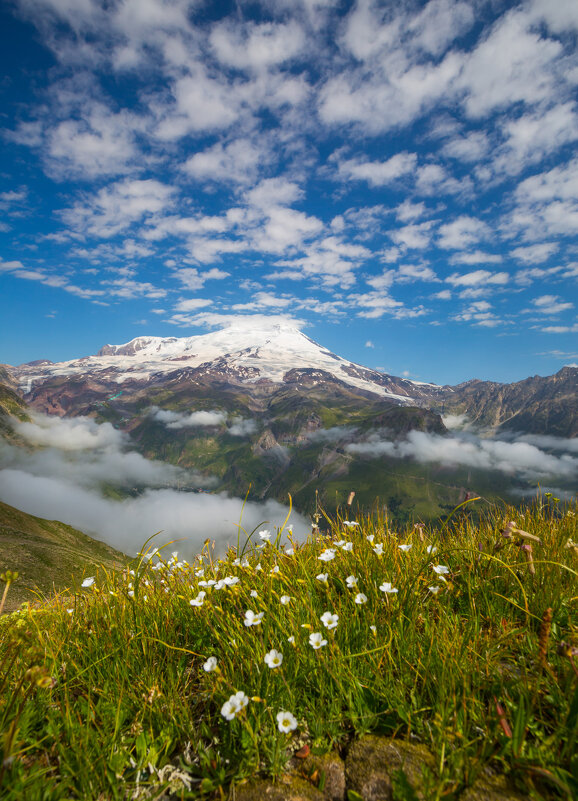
[{"x1": 233, "y1": 736, "x2": 528, "y2": 801}]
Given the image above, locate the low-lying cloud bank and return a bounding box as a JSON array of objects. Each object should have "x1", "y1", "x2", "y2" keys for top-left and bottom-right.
[
  {"x1": 0, "y1": 413, "x2": 306, "y2": 557},
  {"x1": 346, "y1": 430, "x2": 578, "y2": 480},
  {"x1": 0, "y1": 469, "x2": 305, "y2": 558},
  {"x1": 149, "y1": 406, "x2": 257, "y2": 436}
]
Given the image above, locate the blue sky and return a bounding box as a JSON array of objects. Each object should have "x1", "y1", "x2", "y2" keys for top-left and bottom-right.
[{"x1": 1, "y1": 0, "x2": 577, "y2": 385}]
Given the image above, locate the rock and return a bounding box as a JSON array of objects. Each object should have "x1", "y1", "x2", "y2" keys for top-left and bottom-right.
[
  {"x1": 461, "y1": 767, "x2": 528, "y2": 801},
  {"x1": 292, "y1": 751, "x2": 346, "y2": 801},
  {"x1": 345, "y1": 735, "x2": 436, "y2": 801},
  {"x1": 233, "y1": 775, "x2": 326, "y2": 801}
]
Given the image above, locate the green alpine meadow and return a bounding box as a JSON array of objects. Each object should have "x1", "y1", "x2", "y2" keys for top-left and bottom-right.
[{"x1": 1, "y1": 496, "x2": 576, "y2": 800}]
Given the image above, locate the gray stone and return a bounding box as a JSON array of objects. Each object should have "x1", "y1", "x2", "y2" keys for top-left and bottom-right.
[
  {"x1": 233, "y1": 775, "x2": 326, "y2": 801},
  {"x1": 345, "y1": 735, "x2": 436, "y2": 801},
  {"x1": 461, "y1": 768, "x2": 528, "y2": 801},
  {"x1": 292, "y1": 752, "x2": 346, "y2": 801}
]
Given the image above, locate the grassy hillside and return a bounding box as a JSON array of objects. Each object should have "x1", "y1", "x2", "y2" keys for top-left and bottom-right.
[
  {"x1": 0, "y1": 501, "x2": 128, "y2": 612},
  {"x1": 0, "y1": 497, "x2": 576, "y2": 799}
]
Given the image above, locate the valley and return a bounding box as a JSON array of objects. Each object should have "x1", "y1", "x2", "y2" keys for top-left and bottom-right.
[{"x1": 2, "y1": 325, "x2": 575, "y2": 537}]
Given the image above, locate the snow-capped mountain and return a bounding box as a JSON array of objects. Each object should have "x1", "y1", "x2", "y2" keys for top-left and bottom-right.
[{"x1": 10, "y1": 324, "x2": 441, "y2": 405}]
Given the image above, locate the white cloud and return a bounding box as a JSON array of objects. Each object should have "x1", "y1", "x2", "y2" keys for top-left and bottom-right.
[
  {"x1": 346, "y1": 429, "x2": 578, "y2": 480},
  {"x1": 210, "y1": 20, "x2": 305, "y2": 71},
  {"x1": 456, "y1": 7, "x2": 566, "y2": 119},
  {"x1": 446, "y1": 270, "x2": 509, "y2": 287},
  {"x1": 449, "y1": 251, "x2": 503, "y2": 265},
  {"x1": 61, "y1": 179, "x2": 176, "y2": 238},
  {"x1": 0, "y1": 468, "x2": 307, "y2": 558},
  {"x1": 396, "y1": 200, "x2": 427, "y2": 222},
  {"x1": 390, "y1": 221, "x2": 435, "y2": 250},
  {"x1": 529, "y1": 0, "x2": 578, "y2": 34},
  {"x1": 415, "y1": 163, "x2": 470, "y2": 197},
  {"x1": 336, "y1": 152, "x2": 417, "y2": 187},
  {"x1": 151, "y1": 407, "x2": 228, "y2": 429},
  {"x1": 182, "y1": 137, "x2": 272, "y2": 186},
  {"x1": 438, "y1": 216, "x2": 490, "y2": 250},
  {"x1": 46, "y1": 105, "x2": 142, "y2": 180},
  {"x1": 491, "y1": 103, "x2": 578, "y2": 178},
  {"x1": 530, "y1": 295, "x2": 574, "y2": 315},
  {"x1": 441, "y1": 131, "x2": 489, "y2": 162},
  {"x1": 173, "y1": 267, "x2": 230, "y2": 289},
  {"x1": 395, "y1": 264, "x2": 438, "y2": 283},
  {"x1": 541, "y1": 323, "x2": 578, "y2": 334},
  {"x1": 407, "y1": 0, "x2": 474, "y2": 57},
  {"x1": 227, "y1": 417, "x2": 258, "y2": 437},
  {"x1": 510, "y1": 242, "x2": 559, "y2": 264},
  {"x1": 155, "y1": 66, "x2": 239, "y2": 140},
  {"x1": 245, "y1": 177, "x2": 303, "y2": 210},
  {"x1": 173, "y1": 298, "x2": 213, "y2": 312},
  {"x1": 15, "y1": 413, "x2": 123, "y2": 451}
]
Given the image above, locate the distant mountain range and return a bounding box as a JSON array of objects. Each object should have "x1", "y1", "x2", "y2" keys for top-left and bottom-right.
[{"x1": 2, "y1": 324, "x2": 577, "y2": 518}]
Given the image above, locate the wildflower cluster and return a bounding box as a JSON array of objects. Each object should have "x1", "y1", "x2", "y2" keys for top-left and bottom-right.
[{"x1": 1, "y1": 500, "x2": 576, "y2": 801}]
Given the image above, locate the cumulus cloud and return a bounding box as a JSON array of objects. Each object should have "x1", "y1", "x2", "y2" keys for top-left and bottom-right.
[{"x1": 346, "y1": 430, "x2": 578, "y2": 480}]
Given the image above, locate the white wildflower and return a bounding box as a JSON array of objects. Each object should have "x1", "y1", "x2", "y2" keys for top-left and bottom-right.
[
  {"x1": 264, "y1": 649, "x2": 283, "y2": 669},
  {"x1": 320, "y1": 611, "x2": 338, "y2": 630},
  {"x1": 379, "y1": 582, "x2": 398, "y2": 594},
  {"x1": 309, "y1": 632, "x2": 328, "y2": 650},
  {"x1": 190, "y1": 591, "x2": 206, "y2": 607},
  {"x1": 277, "y1": 710, "x2": 298, "y2": 733},
  {"x1": 203, "y1": 656, "x2": 218, "y2": 672},
  {"x1": 318, "y1": 548, "x2": 336, "y2": 562},
  {"x1": 355, "y1": 593, "x2": 368, "y2": 605},
  {"x1": 221, "y1": 691, "x2": 249, "y2": 721},
  {"x1": 244, "y1": 609, "x2": 264, "y2": 627},
  {"x1": 345, "y1": 575, "x2": 358, "y2": 588}
]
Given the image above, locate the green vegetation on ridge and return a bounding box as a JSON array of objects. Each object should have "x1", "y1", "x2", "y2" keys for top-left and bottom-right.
[{"x1": 0, "y1": 501, "x2": 128, "y2": 612}]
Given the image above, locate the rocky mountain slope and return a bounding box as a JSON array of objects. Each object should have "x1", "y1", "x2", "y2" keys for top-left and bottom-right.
[{"x1": 438, "y1": 366, "x2": 578, "y2": 437}]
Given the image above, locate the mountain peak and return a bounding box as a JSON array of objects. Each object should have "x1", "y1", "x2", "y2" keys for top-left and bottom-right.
[{"x1": 13, "y1": 325, "x2": 425, "y2": 404}]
